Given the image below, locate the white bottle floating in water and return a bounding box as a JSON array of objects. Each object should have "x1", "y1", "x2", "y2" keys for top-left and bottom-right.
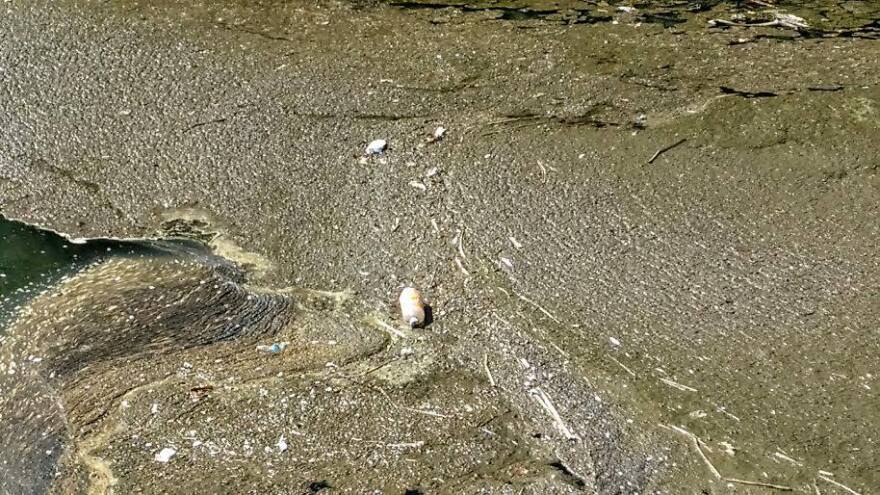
[
  {"x1": 365, "y1": 139, "x2": 387, "y2": 155},
  {"x1": 399, "y1": 287, "x2": 426, "y2": 328}
]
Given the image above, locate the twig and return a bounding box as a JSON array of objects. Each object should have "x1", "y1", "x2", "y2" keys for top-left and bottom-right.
[
  {"x1": 374, "y1": 385, "x2": 452, "y2": 418},
  {"x1": 708, "y1": 13, "x2": 808, "y2": 30},
  {"x1": 661, "y1": 424, "x2": 721, "y2": 480},
  {"x1": 365, "y1": 358, "x2": 395, "y2": 375},
  {"x1": 385, "y1": 441, "x2": 425, "y2": 449},
  {"x1": 530, "y1": 388, "x2": 580, "y2": 441},
  {"x1": 514, "y1": 291, "x2": 561, "y2": 324},
  {"x1": 456, "y1": 228, "x2": 468, "y2": 262},
  {"x1": 483, "y1": 353, "x2": 496, "y2": 387},
  {"x1": 454, "y1": 257, "x2": 470, "y2": 276},
  {"x1": 817, "y1": 475, "x2": 862, "y2": 495},
  {"x1": 648, "y1": 138, "x2": 687, "y2": 163},
  {"x1": 404, "y1": 407, "x2": 451, "y2": 419},
  {"x1": 725, "y1": 478, "x2": 792, "y2": 491},
  {"x1": 373, "y1": 318, "x2": 406, "y2": 339},
  {"x1": 659, "y1": 377, "x2": 697, "y2": 392},
  {"x1": 608, "y1": 356, "x2": 636, "y2": 377},
  {"x1": 773, "y1": 450, "x2": 803, "y2": 466}
]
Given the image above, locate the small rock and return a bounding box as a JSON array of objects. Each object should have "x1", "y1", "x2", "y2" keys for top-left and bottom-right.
[{"x1": 154, "y1": 447, "x2": 177, "y2": 463}]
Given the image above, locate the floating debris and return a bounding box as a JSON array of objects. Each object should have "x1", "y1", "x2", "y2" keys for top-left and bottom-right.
[
  {"x1": 154, "y1": 447, "x2": 177, "y2": 463},
  {"x1": 256, "y1": 342, "x2": 289, "y2": 354},
  {"x1": 399, "y1": 287, "x2": 426, "y2": 328},
  {"x1": 708, "y1": 11, "x2": 809, "y2": 30},
  {"x1": 427, "y1": 126, "x2": 447, "y2": 144},
  {"x1": 276, "y1": 435, "x2": 288, "y2": 453},
  {"x1": 365, "y1": 139, "x2": 388, "y2": 155}
]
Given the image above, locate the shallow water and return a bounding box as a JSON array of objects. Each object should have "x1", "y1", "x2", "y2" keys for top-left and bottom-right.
[{"x1": 0, "y1": 216, "x2": 217, "y2": 334}]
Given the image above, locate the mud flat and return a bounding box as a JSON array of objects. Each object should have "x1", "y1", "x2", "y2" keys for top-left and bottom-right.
[{"x1": 1, "y1": 1, "x2": 878, "y2": 493}]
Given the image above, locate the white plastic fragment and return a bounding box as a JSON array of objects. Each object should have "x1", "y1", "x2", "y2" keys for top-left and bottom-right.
[
  {"x1": 277, "y1": 436, "x2": 288, "y2": 452},
  {"x1": 509, "y1": 236, "x2": 523, "y2": 249},
  {"x1": 155, "y1": 447, "x2": 177, "y2": 463},
  {"x1": 365, "y1": 139, "x2": 387, "y2": 155},
  {"x1": 609, "y1": 336, "x2": 621, "y2": 347},
  {"x1": 256, "y1": 342, "x2": 289, "y2": 354},
  {"x1": 432, "y1": 127, "x2": 446, "y2": 140}
]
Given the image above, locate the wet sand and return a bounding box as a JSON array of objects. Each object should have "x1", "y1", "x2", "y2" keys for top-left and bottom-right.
[{"x1": 1, "y1": 1, "x2": 879, "y2": 493}]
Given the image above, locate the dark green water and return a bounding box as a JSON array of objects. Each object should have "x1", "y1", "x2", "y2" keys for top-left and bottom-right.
[{"x1": 0, "y1": 215, "x2": 214, "y2": 335}]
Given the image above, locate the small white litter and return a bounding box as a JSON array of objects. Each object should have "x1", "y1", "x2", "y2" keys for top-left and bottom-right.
[
  {"x1": 365, "y1": 139, "x2": 387, "y2": 155},
  {"x1": 154, "y1": 447, "x2": 177, "y2": 463},
  {"x1": 277, "y1": 436, "x2": 288, "y2": 452}
]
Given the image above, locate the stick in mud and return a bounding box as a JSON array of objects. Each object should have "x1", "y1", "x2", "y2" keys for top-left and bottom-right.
[
  {"x1": 483, "y1": 353, "x2": 496, "y2": 387},
  {"x1": 661, "y1": 424, "x2": 721, "y2": 480},
  {"x1": 514, "y1": 291, "x2": 561, "y2": 324},
  {"x1": 817, "y1": 475, "x2": 862, "y2": 495},
  {"x1": 724, "y1": 478, "x2": 792, "y2": 491},
  {"x1": 659, "y1": 377, "x2": 697, "y2": 392},
  {"x1": 608, "y1": 355, "x2": 636, "y2": 377},
  {"x1": 530, "y1": 387, "x2": 580, "y2": 441},
  {"x1": 647, "y1": 138, "x2": 687, "y2": 164},
  {"x1": 454, "y1": 257, "x2": 470, "y2": 276},
  {"x1": 372, "y1": 317, "x2": 407, "y2": 339}
]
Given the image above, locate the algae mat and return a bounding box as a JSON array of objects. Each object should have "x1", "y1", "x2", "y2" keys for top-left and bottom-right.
[{"x1": 1, "y1": 0, "x2": 879, "y2": 493}]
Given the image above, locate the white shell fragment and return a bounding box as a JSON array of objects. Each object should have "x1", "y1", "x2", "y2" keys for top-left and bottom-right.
[
  {"x1": 155, "y1": 447, "x2": 177, "y2": 463},
  {"x1": 365, "y1": 139, "x2": 387, "y2": 155},
  {"x1": 399, "y1": 287, "x2": 426, "y2": 328}
]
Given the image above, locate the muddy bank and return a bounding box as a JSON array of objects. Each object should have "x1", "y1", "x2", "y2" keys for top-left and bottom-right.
[{"x1": 1, "y1": 0, "x2": 879, "y2": 493}]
